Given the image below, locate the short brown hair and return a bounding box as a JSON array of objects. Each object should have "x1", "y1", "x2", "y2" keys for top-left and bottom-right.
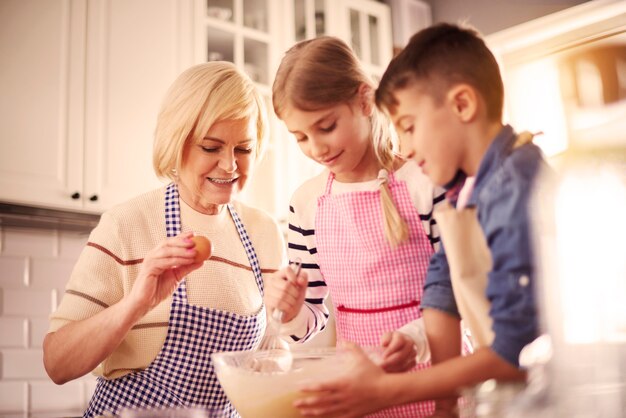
[{"x1": 376, "y1": 23, "x2": 504, "y2": 122}]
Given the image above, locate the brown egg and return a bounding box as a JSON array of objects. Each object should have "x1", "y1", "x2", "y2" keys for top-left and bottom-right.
[{"x1": 191, "y1": 235, "x2": 212, "y2": 263}]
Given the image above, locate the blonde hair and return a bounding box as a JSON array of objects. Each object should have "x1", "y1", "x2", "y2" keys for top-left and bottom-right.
[
  {"x1": 153, "y1": 61, "x2": 268, "y2": 181},
  {"x1": 272, "y1": 36, "x2": 408, "y2": 247}
]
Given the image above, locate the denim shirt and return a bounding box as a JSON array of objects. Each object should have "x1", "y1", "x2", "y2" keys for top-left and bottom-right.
[{"x1": 421, "y1": 125, "x2": 545, "y2": 367}]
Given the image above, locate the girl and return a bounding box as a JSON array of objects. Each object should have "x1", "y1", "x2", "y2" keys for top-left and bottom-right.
[
  {"x1": 293, "y1": 24, "x2": 541, "y2": 418},
  {"x1": 265, "y1": 36, "x2": 446, "y2": 417}
]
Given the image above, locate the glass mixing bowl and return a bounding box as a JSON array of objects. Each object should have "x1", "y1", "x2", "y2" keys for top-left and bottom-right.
[{"x1": 212, "y1": 346, "x2": 381, "y2": 418}]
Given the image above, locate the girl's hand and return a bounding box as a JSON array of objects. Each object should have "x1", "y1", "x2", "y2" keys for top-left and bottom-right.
[
  {"x1": 380, "y1": 331, "x2": 418, "y2": 373},
  {"x1": 429, "y1": 399, "x2": 460, "y2": 417},
  {"x1": 127, "y1": 231, "x2": 203, "y2": 316},
  {"x1": 295, "y1": 342, "x2": 390, "y2": 417},
  {"x1": 263, "y1": 264, "x2": 308, "y2": 323}
]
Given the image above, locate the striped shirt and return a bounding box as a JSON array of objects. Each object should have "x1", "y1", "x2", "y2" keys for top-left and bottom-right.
[{"x1": 280, "y1": 160, "x2": 446, "y2": 342}]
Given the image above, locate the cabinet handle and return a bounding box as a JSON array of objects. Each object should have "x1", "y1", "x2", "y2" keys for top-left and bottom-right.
[
  {"x1": 71, "y1": 192, "x2": 81, "y2": 200},
  {"x1": 89, "y1": 194, "x2": 99, "y2": 202}
]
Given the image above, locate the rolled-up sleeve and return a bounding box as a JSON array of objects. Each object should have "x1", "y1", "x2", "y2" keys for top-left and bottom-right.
[
  {"x1": 420, "y1": 245, "x2": 460, "y2": 318},
  {"x1": 481, "y1": 151, "x2": 541, "y2": 367}
]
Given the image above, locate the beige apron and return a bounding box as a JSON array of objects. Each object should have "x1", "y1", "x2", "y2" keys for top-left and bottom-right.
[{"x1": 433, "y1": 132, "x2": 534, "y2": 349}]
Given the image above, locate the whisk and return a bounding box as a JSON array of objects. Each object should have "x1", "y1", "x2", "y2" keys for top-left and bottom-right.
[{"x1": 254, "y1": 258, "x2": 302, "y2": 372}]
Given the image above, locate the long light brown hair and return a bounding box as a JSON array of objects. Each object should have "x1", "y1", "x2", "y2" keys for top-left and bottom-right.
[{"x1": 273, "y1": 36, "x2": 408, "y2": 247}]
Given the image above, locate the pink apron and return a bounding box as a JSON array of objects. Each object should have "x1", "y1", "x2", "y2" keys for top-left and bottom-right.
[{"x1": 315, "y1": 171, "x2": 435, "y2": 417}]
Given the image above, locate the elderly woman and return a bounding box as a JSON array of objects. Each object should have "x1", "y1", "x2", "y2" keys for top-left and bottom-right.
[{"x1": 43, "y1": 62, "x2": 285, "y2": 417}]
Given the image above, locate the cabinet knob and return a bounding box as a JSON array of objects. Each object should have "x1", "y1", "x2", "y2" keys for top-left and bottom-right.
[
  {"x1": 71, "y1": 192, "x2": 81, "y2": 200},
  {"x1": 89, "y1": 194, "x2": 99, "y2": 202}
]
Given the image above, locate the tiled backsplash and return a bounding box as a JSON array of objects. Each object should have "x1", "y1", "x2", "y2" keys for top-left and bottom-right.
[
  {"x1": 0, "y1": 227, "x2": 97, "y2": 416},
  {"x1": 0, "y1": 226, "x2": 336, "y2": 415}
]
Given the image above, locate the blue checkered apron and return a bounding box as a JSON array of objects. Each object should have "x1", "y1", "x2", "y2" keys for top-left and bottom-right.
[{"x1": 84, "y1": 183, "x2": 266, "y2": 417}]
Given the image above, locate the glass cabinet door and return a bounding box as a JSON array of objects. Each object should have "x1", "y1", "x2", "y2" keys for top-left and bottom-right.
[
  {"x1": 293, "y1": 0, "x2": 327, "y2": 41},
  {"x1": 288, "y1": 0, "x2": 391, "y2": 77},
  {"x1": 206, "y1": 0, "x2": 234, "y2": 23},
  {"x1": 243, "y1": 38, "x2": 268, "y2": 84},
  {"x1": 196, "y1": 0, "x2": 392, "y2": 221},
  {"x1": 197, "y1": 0, "x2": 271, "y2": 89},
  {"x1": 344, "y1": 0, "x2": 392, "y2": 77},
  {"x1": 243, "y1": 0, "x2": 268, "y2": 32},
  {"x1": 195, "y1": 0, "x2": 275, "y2": 213},
  {"x1": 206, "y1": 26, "x2": 234, "y2": 63}
]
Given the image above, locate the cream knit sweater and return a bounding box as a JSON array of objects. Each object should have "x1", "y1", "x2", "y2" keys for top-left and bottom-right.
[{"x1": 49, "y1": 186, "x2": 286, "y2": 379}]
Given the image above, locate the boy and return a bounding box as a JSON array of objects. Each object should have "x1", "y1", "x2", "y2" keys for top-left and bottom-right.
[{"x1": 294, "y1": 23, "x2": 545, "y2": 418}]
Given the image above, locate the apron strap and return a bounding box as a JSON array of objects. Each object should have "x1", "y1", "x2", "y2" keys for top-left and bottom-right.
[
  {"x1": 323, "y1": 169, "x2": 398, "y2": 197},
  {"x1": 323, "y1": 171, "x2": 334, "y2": 195},
  {"x1": 512, "y1": 131, "x2": 535, "y2": 149},
  {"x1": 165, "y1": 182, "x2": 182, "y2": 237},
  {"x1": 163, "y1": 182, "x2": 264, "y2": 296},
  {"x1": 227, "y1": 204, "x2": 265, "y2": 296}
]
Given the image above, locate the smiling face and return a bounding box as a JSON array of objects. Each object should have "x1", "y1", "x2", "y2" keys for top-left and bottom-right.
[
  {"x1": 177, "y1": 118, "x2": 257, "y2": 214},
  {"x1": 282, "y1": 100, "x2": 378, "y2": 182},
  {"x1": 391, "y1": 83, "x2": 467, "y2": 187}
]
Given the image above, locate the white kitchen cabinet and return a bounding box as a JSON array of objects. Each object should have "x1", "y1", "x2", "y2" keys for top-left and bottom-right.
[
  {"x1": 194, "y1": 0, "x2": 289, "y2": 218},
  {"x1": 288, "y1": 0, "x2": 392, "y2": 78},
  {"x1": 284, "y1": 0, "x2": 393, "y2": 221},
  {"x1": 342, "y1": 0, "x2": 393, "y2": 80},
  {"x1": 194, "y1": 0, "x2": 392, "y2": 221},
  {"x1": 0, "y1": 0, "x2": 194, "y2": 213},
  {"x1": 0, "y1": 0, "x2": 85, "y2": 211}
]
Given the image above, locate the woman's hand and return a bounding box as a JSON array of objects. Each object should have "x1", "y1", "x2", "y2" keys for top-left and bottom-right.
[
  {"x1": 380, "y1": 331, "x2": 418, "y2": 373},
  {"x1": 263, "y1": 264, "x2": 308, "y2": 323},
  {"x1": 127, "y1": 231, "x2": 203, "y2": 316},
  {"x1": 44, "y1": 232, "x2": 203, "y2": 384},
  {"x1": 295, "y1": 343, "x2": 391, "y2": 417}
]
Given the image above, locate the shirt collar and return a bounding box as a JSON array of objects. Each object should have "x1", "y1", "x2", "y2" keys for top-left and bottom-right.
[{"x1": 467, "y1": 124, "x2": 516, "y2": 206}]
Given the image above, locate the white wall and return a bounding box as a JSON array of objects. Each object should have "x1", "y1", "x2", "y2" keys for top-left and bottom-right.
[
  {"x1": 0, "y1": 227, "x2": 97, "y2": 417},
  {"x1": 419, "y1": 0, "x2": 589, "y2": 35},
  {"x1": 0, "y1": 226, "x2": 335, "y2": 416}
]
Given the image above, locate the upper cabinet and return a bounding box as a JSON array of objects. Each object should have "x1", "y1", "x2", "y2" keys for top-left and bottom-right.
[
  {"x1": 194, "y1": 0, "x2": 393, "y2": 220},
  {"x1": 194, "y1": 0, "x2": 287, "y2": 218},
  {"x1": 0, "y1": 0, "x2": 194, "y2": 213},
  {"x1": 342, "y1": 0, "x2": 393, "y2": 80},
  {"x1": 285, "y1": 0, "x2": 393, "y2": 219},
  {"x1": 0, "y1": 0, "x2": 390, "y2": 220},
  {"x1": 0, "y1": 0, "x2": 86, "y2": 211},
  {"x1": 195, "y1": 0, "x2": 281, "y2": 93},
  {"x1": 289, "y1": 0, "x2": 392, "y2": 78}
]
